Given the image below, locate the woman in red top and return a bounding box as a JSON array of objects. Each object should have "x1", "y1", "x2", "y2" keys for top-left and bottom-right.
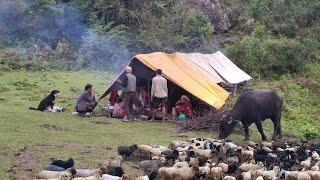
[{"x1": 173, "y1": 95, "x2": 193, "y2": 119}]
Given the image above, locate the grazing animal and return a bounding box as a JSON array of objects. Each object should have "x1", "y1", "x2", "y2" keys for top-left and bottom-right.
[
  {"x1": 106, "y1": 166, "x2": 124, "y2": 177},
  {"x1": 51, "y1": 158, "x2": 74, "y2": 169},
  {"x1": 219, "y1": 89, "x2": 283, "y2": 141},
  {"x1": 105, "y1": 156, "x2": 123, "y2": 167},
  {"x1": 117, "y1": 144, "x2": 137, "y2": 158},
  {"x1": 136, "y1": 171, "x2": 157, "y2": 180},
  {"x1": 165, "y1": 150, "x2": 179, "y2": 163},
  {"x1": 138, "y1": 159, "x2": 161, "y2": 172},
  {"x1": 29, "y1": 90, "x2": 60, "y2": 111},
  {"x1": 171, "y1": 166, "x2": 200, "y2": 180},
  {"x1": 72, "y1": 170, "x2": 102, "y2": 180},
  {"x1": 46, "y1": 165, "x2": 66, "y2": 171},
  {"x1": 102, "y1": 174, "x2": 129, "y2": 180},
  {"x1": 35, "y1": 170, "x2": 74, "y2": 179},
  {"x1": 224, "y1": 176, "x2": 236, "y2": 180}
]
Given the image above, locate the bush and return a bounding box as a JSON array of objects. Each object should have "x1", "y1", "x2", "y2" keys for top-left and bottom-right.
[{"x1": 225, "y1": 25, "x2": 306, "y2": 76}]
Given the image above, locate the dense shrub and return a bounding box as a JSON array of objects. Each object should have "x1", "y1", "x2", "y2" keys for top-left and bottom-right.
[{"x1": 225, "y1": 25, "x2": 306, "y2": 76}]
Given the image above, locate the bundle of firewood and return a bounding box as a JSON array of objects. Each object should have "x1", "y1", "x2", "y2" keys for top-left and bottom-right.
[{"x1": 178, "y1": 109, "x2": 230, "y2": 132}]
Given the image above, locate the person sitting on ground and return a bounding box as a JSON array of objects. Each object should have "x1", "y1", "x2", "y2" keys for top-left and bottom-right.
[
  {"x1": 75, "y1": 84, "x2": 98, "y2": 116},
  {"x1": 109, "y1": 89, "x2": 119, "y2": 106},
  {"x1": 137, "y1": 87, "x2": 149, "y2": 108},
  {"x1": 117, "y1": 66, "x2": 137, "y2": 121},
  {"x1": 172, "y1": 95, "x2": 193, "y2": 121},
  {"x1": 151, "y1": 69, "x2": 168, "y2": 122},
  {"x1": 112, "y1": 97, "x2": 126, "y2": 119}
]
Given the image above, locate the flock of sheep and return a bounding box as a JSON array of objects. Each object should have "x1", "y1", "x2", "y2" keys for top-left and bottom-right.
[{"x1": 34, "y1": 137, "x2": 320, "y2": 180}]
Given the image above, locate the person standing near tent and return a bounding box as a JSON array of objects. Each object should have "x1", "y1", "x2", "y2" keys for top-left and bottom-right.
[
  {"x1": 151, "y1": 69, "x2": 168, "y2": 122},
  {"x1": 117, "y1": 66, "x2": 137, "y2": 121}
]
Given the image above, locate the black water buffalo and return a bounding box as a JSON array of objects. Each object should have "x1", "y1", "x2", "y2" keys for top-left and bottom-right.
[{"x1": 219, "y1": 89, "x2": 283, "y2": 141}]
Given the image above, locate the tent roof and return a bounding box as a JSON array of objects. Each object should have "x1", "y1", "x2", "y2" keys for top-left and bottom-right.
[
  {"x1": 99, "y1": 51, "x2": 252, "y2": 109},
  {"x1": 180, "y1": 51, "x2": 252, "y2": 84}
]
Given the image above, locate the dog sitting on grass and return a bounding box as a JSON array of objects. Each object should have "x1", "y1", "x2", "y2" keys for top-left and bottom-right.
[{"x1": 29, "y1": 90, "x2": 60, "y2": 111}]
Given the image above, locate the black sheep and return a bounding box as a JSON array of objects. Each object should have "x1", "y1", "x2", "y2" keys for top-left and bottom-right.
[
  {"x1": 165, "y1": 150, "x2": 179, "y2": 163},
  {"x1": 50, "y1": 158, "x2": 74, "y2": 169},
  {"x1": 148, "y1": 171, "x2": 157, "y2": 180},
  {"x1": 117, "y1": 144, "x2": 137, "y2": 158},
  {"x1": 107, "y1": 166, "x2": 124, "y2": 177},
  {"x1": 227, "y1": 164, "x2": 238, "y2": 174}
]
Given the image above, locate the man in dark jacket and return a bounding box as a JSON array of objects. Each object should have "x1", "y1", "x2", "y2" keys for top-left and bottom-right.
[
  {"x1": 75, "y1": 84, "x2": 98, "y2": 115},
  {"x1": 117, "y1": 66, "x2": 136, "y2": 121}
]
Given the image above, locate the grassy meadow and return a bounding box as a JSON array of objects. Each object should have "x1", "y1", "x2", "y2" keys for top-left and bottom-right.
[{"x1": 0, "y1": 65, "x2": 319, "y2": 179}]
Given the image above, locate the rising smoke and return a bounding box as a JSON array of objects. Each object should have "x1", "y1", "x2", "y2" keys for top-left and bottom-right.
[{"x1": 0, "y1": 0, "x2": 131, "y2": 71}]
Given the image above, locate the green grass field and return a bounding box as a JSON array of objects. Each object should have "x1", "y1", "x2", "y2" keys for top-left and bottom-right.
[{"x1": 0, "y1": 65, "x2": 319, "y2": 179}]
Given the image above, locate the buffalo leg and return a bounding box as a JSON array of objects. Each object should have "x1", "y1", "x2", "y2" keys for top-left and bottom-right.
[
  {"x1": 255, "y1": 121, "x2": 267, "y2": 141},
  {"x1": 272, "y1": 112, "x2": 282, "y2": 140},
  {"x1": 244, "y1": 126, "x2": 250, "y2": 141}
]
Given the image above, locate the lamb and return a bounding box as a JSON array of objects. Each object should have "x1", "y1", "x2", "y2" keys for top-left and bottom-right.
[
  {"x1": 301, "y1": 157, "x2": 312, "y2": 171},
  {"x1": 135, "y1": 171, "x2": 157, "y2": 180},
  {"x1": 137, "y1": 145, "x2": 152, "y2": 155},
  {"x1": 117, "y1": 144, "x2": 137, "y2": 158},
  {"x1": 262, "y1": 166, "x2": 280, "y2": 180},
  {"x1": 211, "y1": 166, "x2": 224, "y2": 180},
  {"x1": 51, "y1": 158, "x2": 74, "y2": 169},
  {"x1": 171, "y1": 166, "x2": 200, "y2": 180},
  {"x1": 224, "y1": 142, "x2": 239, "y2": 151},
  {"x1": 256, "y1": 176, "x2": 264, "y2": 180},
  {"x1": 223, "y1": 176, "x2": 236, "y2": 180}
]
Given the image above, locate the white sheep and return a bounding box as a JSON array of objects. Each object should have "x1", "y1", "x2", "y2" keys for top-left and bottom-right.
[
  {"x1": 218, "y1": 163, "x2": 229, "y2": 173},
  {"x1": 158, "y1": 166, "x2": 178, "y2": 180},
  {"x1": 35, "y1": 170, "x2": 73, "y2": 179},
  {"x1": 211, "y1": 166, "x2": 224, "y2": 180},
  {"x1": 223, "y1": 175, "x2": 236, "y2": 180},
  {"x1": 312, "y1": 151, "x2": 320, "y2": 159},
  {"x1": 262, "y1": 166, "x2": 280, "y2": 180},
  {"x1": 171, "y1": 166, "x2": 200, "y2": 180},
  {"x1": 173, "y1": 161, "x2": 189, "y2": 169},
  {"x1": 301, "y1": 157, "x2": 312, "y2": 171},
  {"x1": 105, "y1": 156, "x2": 123, "y2": 167},
  {"x1": 195, "y1": 149, "x2": 213, "y2": 158},
  {"x1": 239, "y1": 161, "x2": 264, "y2": 172},
  {"x1": 102, "y1": 174, "x2": 129, "y2": 180},
  {"x1": 241, "y1": 170, "x2": 253, "y2": 180}
]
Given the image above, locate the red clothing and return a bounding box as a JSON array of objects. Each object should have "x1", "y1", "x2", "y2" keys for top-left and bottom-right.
[
  {"x1": 175, "y1": 101, "x2": 193, "y2": 118},
  {"x1": 109, "y1": 90, "x2": 119, "y2": 106}
]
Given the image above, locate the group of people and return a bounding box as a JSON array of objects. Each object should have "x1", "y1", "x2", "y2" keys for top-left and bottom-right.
[{"x1": 75, "y1": 66, "x2": 193, "y2": 122}]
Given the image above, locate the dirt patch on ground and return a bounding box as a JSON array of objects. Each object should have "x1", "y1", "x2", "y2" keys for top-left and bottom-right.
[
  {"x1": 8, "y1": 147, "x2": 39, "y2": 180},
  {"x1": 41, "y1": 123, "x2": 65, "y2": 131}
]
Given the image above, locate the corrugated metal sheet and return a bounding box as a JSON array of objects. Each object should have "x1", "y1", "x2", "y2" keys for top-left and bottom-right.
[
  {"x1": 179, "y1": 53, "x2": 226, "y2": 83},
  {"x1": 210, "y1": 51, "x2": 252, "y2": 84}
]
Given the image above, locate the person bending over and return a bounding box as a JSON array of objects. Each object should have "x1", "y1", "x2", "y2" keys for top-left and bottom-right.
[{"x1": 75, "y1": 84, "x2": 98, "y2": 115}]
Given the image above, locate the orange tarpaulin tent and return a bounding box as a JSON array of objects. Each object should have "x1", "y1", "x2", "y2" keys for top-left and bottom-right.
[{"x1": 99, "y1": 52, "x2": 236, "y2": 109}]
